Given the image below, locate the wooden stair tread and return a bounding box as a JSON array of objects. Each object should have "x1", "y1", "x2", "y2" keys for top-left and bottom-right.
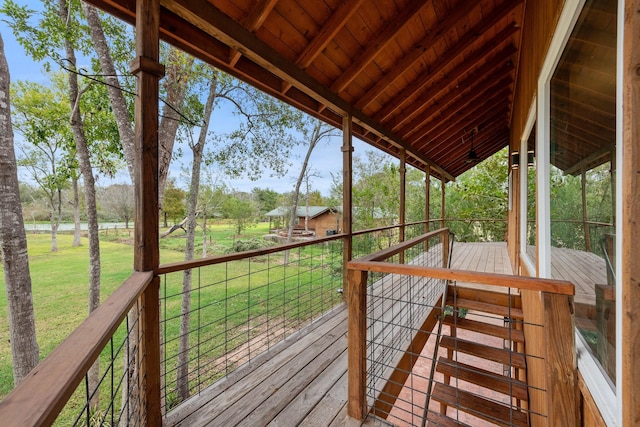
[
  {"x1": 431, "y1": 383, "x2": 529, "y2": 427},
  {"x1": 447, "y1": 296, "x2": 523, "y2": 319},
  {"x1": 436, "y1": 357, "x2": 528, "y2": 401},
  {"x1": 442, "y1": 315, "x2": 525, "y2": 342},
  {"x1": 439, "y1": 336, "x2": 526, "y2": 369},
  {"x1": 426, "y1": 410, "x2": 472, "y2": 427}
]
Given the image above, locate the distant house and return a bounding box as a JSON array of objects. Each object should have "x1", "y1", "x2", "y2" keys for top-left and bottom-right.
[{"x1": 265, "y1": 206, "x2": 341, "y2": 237}]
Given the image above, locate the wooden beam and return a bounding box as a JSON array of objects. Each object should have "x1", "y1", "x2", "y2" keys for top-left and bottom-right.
[
  {"x1": 402, "y1": 74, "x2": 513, "y2": 144},
  {"x1": 329, "y1": 0, "x2": 431, "y2": 93},
  {"x1": 163, "y1": 0, "x2": 453, "y2": 181},
  {"x1": 296, "y1": 0, "x2": 364, "y2": 69},
  {"x1": 563, "y1": 146, "x2": 612, "y2": 176},
  {"x1": 372, "y1": 17, "x2": 520, "y2": 122},
  {"x1": 413, "y1": 88, "x2": 511, "y2": 149},
  {"x1": 387, "y1": 49, "x2": 515, "y2": 135},
  {"x1": 229, "y1": 0, "x2": 278, "y2": 66},
  {"x1": 281, "y1": 0, "x2": 365, "y2": 93},
  {"x1": 350, "y1": 2, "x2": 476, "y2": 110},
  {"x1": 622, "y1": 2, "x2": 640, "y2": 425}
]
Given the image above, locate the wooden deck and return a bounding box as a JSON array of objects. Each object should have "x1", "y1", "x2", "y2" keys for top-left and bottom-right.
[
  {"x1": 164, "y1": 242, "x2": 516, "y2": 427},
  {"x1": 526, "y1": 245, "x2": 607, "y2": 307}
]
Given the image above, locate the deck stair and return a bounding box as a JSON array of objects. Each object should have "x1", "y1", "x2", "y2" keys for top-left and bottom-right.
[{"x1": 425, "y1": 289, "x2": 529, "y2": 427}]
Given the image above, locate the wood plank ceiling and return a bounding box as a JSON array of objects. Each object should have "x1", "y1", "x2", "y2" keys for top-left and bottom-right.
[{"x1": 87, "y1": 0, "x2": 526, "y2": 180}]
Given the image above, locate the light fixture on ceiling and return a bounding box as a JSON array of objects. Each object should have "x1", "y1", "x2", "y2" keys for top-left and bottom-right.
[{"x1": 465, "y1": 128, "x2": 481, "y2": 164}]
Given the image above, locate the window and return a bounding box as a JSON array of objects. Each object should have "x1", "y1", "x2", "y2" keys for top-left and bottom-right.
[{"x1": 548, "y1": 0, "x2": 617, "y2": 386}]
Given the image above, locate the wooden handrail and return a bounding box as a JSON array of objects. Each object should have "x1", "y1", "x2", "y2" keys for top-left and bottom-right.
[
  {"x1": 157, "y1": 233, "x2": 345, "y2": 274},
  {"x1": 158, "y1": 220, "x2": 433, "y2": 275},
  {"x1": 352, "y1": 220, "x2": 430, "y2": 237},
  {"x1": 356, "y1": 228, "x2": 450, "y2": 262},
  {"x1": 0, "y1": 271, "x2": 154, "y2": 427},
  {"x1": 348, "y1": 261, "x2": 575, "y2": 295}
]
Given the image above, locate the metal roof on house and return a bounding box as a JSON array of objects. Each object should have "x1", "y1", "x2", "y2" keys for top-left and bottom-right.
[{"x1": 264, "y1": 206, "x2": 338, "y2": 219}]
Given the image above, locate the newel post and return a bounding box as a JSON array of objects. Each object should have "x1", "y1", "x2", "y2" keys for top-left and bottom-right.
[
  {"x1": 347, "y1": 267, "x2": 368, "y2": 420},
  {"x1": 131, "y1": 0, "x2": 164, "y2": 424},
  {"x1": 441, "y1": 229, "x2": 450, "y2": 268},
  {"x1": 543, "y1": 293, "x2": 577, "y2": 426}
]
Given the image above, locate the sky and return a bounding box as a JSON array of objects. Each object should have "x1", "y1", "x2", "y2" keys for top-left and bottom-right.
[{"x1": 1, "y1": 12, "x2": 377, "y2": 197}]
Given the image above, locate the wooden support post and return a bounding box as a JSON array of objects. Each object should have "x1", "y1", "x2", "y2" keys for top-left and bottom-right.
[
  {"x1": 347, "y1": 268, "x2": 368, "y2": 420},
  {"x1": 342, "y1": 114, "x2": 353, "y2": 300},
  {"x1": 399, "y1": 149, "x2": 406, "y2": 263},
  {"x1": 131, "y1": 0, "x2": 164, "y2": 423},
  {"x1": 543, "y1": 293, "x2": 577, "y2": 426},
  {"x1": 581, "y1": 168, "x2": 591, "y2": 253},
  {"x1": 425, "y1": 165, "x2": 431, "y2": 227},
  {"x1": 425, "y1": 166, "x2": 430, "y2": 252},
  {"x1": 442, "y1": 227, "x2": 450, "y2": 268},
  {"x1": 441, "y1": 178, "x2": 446, "y2": 229},
  {"x1": 622, "y1": 3, "x2": 640, "y2": 424}
]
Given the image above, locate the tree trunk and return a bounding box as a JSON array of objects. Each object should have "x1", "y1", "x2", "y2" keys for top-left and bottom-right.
[
  {"x1": 59, "y1": 0, "x2": 101, "y2": 409},
  {"x1": 0, "y1": 32, "x2": 40, "y2": 386},
  {"x1": 177, "y1": 75, "x2": 218, "y2": 401},
  {"x1": 202, "y1": 212, "x2": 208, "y2": 258},
  {"x1": 158, "y1": 49, "x2": 194, "y2": 209},
  {"x1": 286, "y1": 122, "x2": 322, "y2": 243},
  {"x1": 82, "y1": 3, "x2": 136, "y2": 182},
  {"x1": 72, "y1": 175, "x2": 81, "y2": 246},
  {"x1": 49, "y1": 187, "x2": 62, "y2": 252}
]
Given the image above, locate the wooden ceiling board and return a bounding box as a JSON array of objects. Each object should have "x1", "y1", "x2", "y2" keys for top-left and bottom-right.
[
  {"x1": 207, "y1": 0, "x2": 247, "y2": 22},
  {"x1": 389, "y1": 55, "x2": 516, "y2": 136},
  {"x1": 86, "y1": 0, "x2": 529, "y2": 180}
]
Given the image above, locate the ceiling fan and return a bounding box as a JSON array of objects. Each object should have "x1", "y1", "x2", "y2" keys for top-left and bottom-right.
[{"x1": 464, "y1": 128, "x2": 481, "y2": 164}]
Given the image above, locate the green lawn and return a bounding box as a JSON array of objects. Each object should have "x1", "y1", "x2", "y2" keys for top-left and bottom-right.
[
  {"x1": 0, "y1": 223, "x2": 343, "y2": 422},
  {"x1": 0, "y1": 233, "x2": 186, "y2": 398}
]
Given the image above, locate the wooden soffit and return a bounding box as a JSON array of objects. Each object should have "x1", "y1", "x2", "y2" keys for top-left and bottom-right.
[{"x1": 86, "y1": 0, "x2": 526, "y2": 181}]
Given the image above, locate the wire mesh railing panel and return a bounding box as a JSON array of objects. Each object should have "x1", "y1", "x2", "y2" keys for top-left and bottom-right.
[
  {"x1": 365, "y1": 233, "x2": 448, "y2": 423},
  {"x1": 159, "y1": 240, "x2": 344, "y2": 412},
  {"x1": 55, "y1": 302, "x2": 147, "y2": 427}
]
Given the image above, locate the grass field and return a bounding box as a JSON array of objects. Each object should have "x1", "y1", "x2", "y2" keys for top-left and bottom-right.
[
  {"x1": 0, "y1": 221, "x2": 344, "y2": 423},
  {"x1": 0, "y1": 221, "x2": 272, "y2": 398}
]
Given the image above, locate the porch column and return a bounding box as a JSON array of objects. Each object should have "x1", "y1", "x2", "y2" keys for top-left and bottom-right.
[
  {"x1": 342, "y1": 114, "x2": 353, "y2": 300},
  {"x1": 621, "y1": 1, "x2": 640, "y2": 424},
  {"x1": 399, "y1": 149, "x2": 406, "y2": 263},
  {"x1": 581, "y1": 168, "x2": 591, "y2": 252},
  {"x1": 441, "y1": 178, "x2": 446, "y2": 229},
  {"x1": 425, "y1": 165, "x2": 430, "y2": 230},
  {"x1": 131, "y1": 0, "x2": 164, "y2": 423}
]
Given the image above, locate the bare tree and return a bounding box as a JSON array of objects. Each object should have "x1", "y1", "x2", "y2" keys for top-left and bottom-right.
[
  {"x1": 101, "y1": 184, "x2": 134, "y2": 228},
  {"x1": 176, "y1": 73, "x2": 218, "y2": 401},
  {"x1": 286, "y1": 120, "x2": 338, "y2": 242},
  {"x1": 0, "y1": 31, "x2": 40, "y2": 386}
]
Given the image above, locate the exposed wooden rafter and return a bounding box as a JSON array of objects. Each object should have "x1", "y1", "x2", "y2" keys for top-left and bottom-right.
[
  {"x1": 228, "y1": 0, "x2": 278, "y2": 66},
  {"x1": 329, "y1": 0, "x2": 431, "y2": 94}
]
